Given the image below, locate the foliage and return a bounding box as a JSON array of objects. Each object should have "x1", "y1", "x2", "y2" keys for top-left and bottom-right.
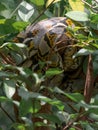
[{"x1": 0, "y1": 0, "x2": 98, "y2": 130}]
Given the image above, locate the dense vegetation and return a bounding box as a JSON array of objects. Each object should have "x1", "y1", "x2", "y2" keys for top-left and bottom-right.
[{"x1": 0, "y1": 0, "x2": 98, "y2": 130}]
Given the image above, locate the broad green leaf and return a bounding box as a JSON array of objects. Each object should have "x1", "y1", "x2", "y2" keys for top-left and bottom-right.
[
  {"x1": 0, "y1": 3, "x2": 6, "y2": 11},
  {"x1": 18, "y1": 88, "x2": 64, "y2": 110},
  {"x1": 90, "y1": 14, "x2": 98, "y2": 30},
  {"x1": 0, "y1": 71, "x2": 11, "y2": 78},
  {"x1": 86, "y1": 124, "x2": 95, "y2": 130},
  {"x1": 44, "y1": 10, "x2": 54, "y2": 18},
  {"x1": 18, "y1": 87, "x2": 42, "y2": 100},
  {"x1": 19, "y1": 99, "x2": 41, "y2": 116},
  {"x1": 89, "y1": 113, "x2": 98, "y2": 121},
  {"x1": 0, "y1": 96, "x2": 12, "y2": 102},
  {"x1": 0, "y1": 19, "x2": 16, "y2": 35},
  {"x1": 79, "y1": 100, "x2": 98, "y2": 112},
  {"x1": 0, "y1": 10, "x2": 12, "y2": 19},
  {"x1": 69, "y1": 0, "x2": 84, "y2": 11},
  {"x1": 0, "y1": 0, "x2": 17, "y2": 10},
  {"x1": 91, "y1": 14, "x2": 98, "y2": 23},
  {"x1": 73, "y1": 48, "x2": 94, "y2": 58},
  {"x1": 69, "y1": 128, "x2": 76, "y2": 130},
  {"x1": 0, "y1": 15, "x2": 5, "y2": 19},
  {"x1": 64, "y1": 93, "x2": 84, "y2": 102},
  {"x1": 93, "y1": 95, "x2": 98, "y2": 105},
  {"x1": 66, "y1": 11, "x2": 89, "y2": 22},
  {"x1": 13, "y1": 21, "x2": 29, "y2": 31},
  {"x1": 0, "y1": 19, "x2": 6, "y2": 24},
  {"x1": 1, "y1": 65, "x2": 34, "y2": 87},
  {"x1": 48, "y1": 99, "x2": 64, "y2": 110},
  {"x1": 18, "y1": 1, "x2": 34, "y2": 22},
  {"x1": 34, "y1": 122, "x2": 48, "y2": 127},
  {"x1": 35, "y1": 113, "x2": 61, "y2": 124},
  {"x1": 13, "y1": 124, "x2": 26, "y2": 130},
  {"x1": 30, "y1": 0, "x2": 45, "y2": 6},
  {"x1": 3, "y1": 80, "x2": 16, "y2": 98},
  {"x1": 46, "y1": 0, "x2": 60, "y2": 7},
  {"x1": 45, "y1": 68, "x2": 63, "y2": 77},
  {"x1": 54, "y1": 87, "x2": 84, "y2": 102},
  {"x1": 0, "y1": 42, "x2": 27, "y2": 57}
]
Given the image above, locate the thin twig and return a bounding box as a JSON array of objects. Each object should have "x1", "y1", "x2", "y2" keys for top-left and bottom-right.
[
  {"x1": 82, "y1": 0, "x2": 98, "y2": 13},
  {"x1": 62, "y1": 112, "x2": 85, "y2": 130},
  {"x1": 68, "y1": 103, "x2": 78, "y2": 113}
]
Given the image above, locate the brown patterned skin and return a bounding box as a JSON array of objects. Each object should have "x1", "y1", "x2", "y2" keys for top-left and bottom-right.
[{"x1": 14, "y1": 17, "x2": 82, "y2": 74}]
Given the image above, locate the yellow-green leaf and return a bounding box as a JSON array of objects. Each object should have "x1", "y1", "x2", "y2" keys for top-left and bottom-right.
[
  {"x1": 46, "y1": 0, "x2": 61, "y2": 7},
  {"x1": 69, "y1": 0, "x2": 84, "y2": 11}
]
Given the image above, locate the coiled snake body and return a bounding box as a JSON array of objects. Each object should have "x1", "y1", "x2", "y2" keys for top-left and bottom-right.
[{"x1": 14, "y1": 17, "x2": 82, "y2": 76}]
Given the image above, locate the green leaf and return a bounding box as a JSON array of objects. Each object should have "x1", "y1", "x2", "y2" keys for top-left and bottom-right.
[
  {"x1": 0, "y1": 3, "x2": 6, "y2": 11},
  {"x1": 3, "y1": 80, "x2": 16, "y2": 98},
  {"x1": 35, "y1": 113, "x2": 61, "y2": 124},
  {"x1": 69, "y1": 128, "x2": 76, "y2": 130},
  {"x1": 89, "y1": 113, "x2": 98, "y2": 121},
  {"x1": 0, "y1": 42, "x2": 27, "y2": 58},
  {"x1": 18, "y1": 88, "x2": 64, "y2": 110},
  {"x1": 69, "y1": 0, "x2": 84, "y2": 11},
  {"x1": 18, "y1": 1, "x2": 34, "y2": 22},
  {"x1": 85, "y1": 124, "x2": 95, "y2": 130},
  {"x1": 78, "y1": 100, "x2": 98, "y2": 113},
  {"x1": 13, "y1": 21, "x2": 29, "y2": 31},
  {"x1": 30, "y1": 0, "x2": 45, "y2": 6},
  {"x1": 18, "y1": 87, "x2": 42, "y2": 100},
  {"x1": 0, "y1": 71, "x2": 11, "y2": 78},
  {"x1": 93, "y1": 95, "x2": 98, "y2": 105},
  {"x1": 64, "y1": 93, "x2": 84, "y2": 102},
  {"x1": 12, "y1": 124, "x2": 26, "y2": 130},
  {"x1": 45, "y1": 68, "x2": 63, "y2": 77},
  {"x1": 19, "y1": 99, "x2": 41, "y2": 116},
  {"x1": 90, "y1": 14, "x2": 98, "y2": 23},
  {"x1": 44, "y1": 10, "x2": 54, "y2": 18},
  {"x1": 54, "y1": 87, "x2": 84, "y2": 102},
  {"x1": 66, "y1": 11, "x2": 89, "y2": 22},
  {"x1": 46, "y1": 0, "x2": 60, "y2": 7},
  {"x1": 90, "y1": 14, "x2": 98, "y2": 30},
  {"x1": 73, "y1": 48, "x2": 94, "y2": 58},
  {"x1": 49, "y1": 99, "x2": 64, "y2": 110},
  {"x1": 0, "y1": 96, "x2": 12, "y2": 102},
  {"x1": 0, "y1": 19, "x2": 16, "y2": 35}
]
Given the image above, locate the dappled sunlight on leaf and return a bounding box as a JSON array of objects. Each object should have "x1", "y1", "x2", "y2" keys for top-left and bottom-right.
[
  {"x1": 66, "y1": 11, "x2": 89, "y2": 22},
  {"x1": 46, "y1": 0, "x2": 60, "y2": 7},
  {"x1": 69, "y1": 0, "x2": 84, "y2": 11}
]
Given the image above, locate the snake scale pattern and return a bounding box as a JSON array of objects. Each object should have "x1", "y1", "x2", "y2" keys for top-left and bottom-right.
[{"x1": 14, "y1": 17, "x2": 84, "y2": 92}]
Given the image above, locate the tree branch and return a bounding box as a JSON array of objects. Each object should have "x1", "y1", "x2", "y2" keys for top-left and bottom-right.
[{"x1": 84, "y1": 54, "x2": 95, "y2": 103}]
